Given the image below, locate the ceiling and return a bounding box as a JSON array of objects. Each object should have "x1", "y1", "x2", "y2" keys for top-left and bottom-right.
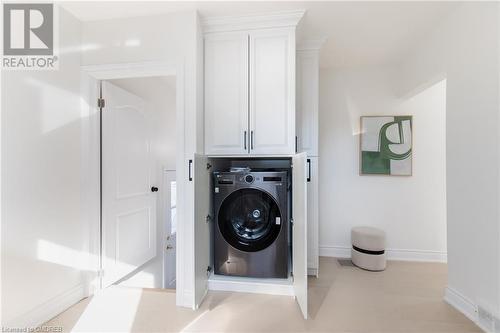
[{"x1": 61, "y1": 1, "x2": 459, "y2": 68}]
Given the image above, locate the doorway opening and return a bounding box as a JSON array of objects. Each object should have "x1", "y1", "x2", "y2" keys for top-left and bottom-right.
[{"x1": 100, "y1": 76, "x2": 177, "y2": 290}]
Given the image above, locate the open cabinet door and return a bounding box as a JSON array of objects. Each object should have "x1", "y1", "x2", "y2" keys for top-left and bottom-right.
[
  {"x1": 293, "y1": 152, "x2": 308, "y2": 319},
  {"x1": 193, "y1": 154, "x2": 211, "y2": 308}
]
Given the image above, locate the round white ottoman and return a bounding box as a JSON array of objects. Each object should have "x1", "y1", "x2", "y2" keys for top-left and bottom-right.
[{"x1": 351, "y1": 226, "x2": 386, "y2": 271}]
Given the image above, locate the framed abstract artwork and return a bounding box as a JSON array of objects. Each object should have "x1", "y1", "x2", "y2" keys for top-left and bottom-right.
[{"x1": 360, "y1": 116, "x2": 413, "y2": 176}]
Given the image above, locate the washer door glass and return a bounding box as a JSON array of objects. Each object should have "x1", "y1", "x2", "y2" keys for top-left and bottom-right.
[{"x1": 218, "y1": 188, "x2": 282, "y2": 252}]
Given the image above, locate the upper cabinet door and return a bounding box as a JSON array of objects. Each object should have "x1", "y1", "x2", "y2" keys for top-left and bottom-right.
[
  {"x1": 296, "y1": 50, "x2": 319, "y2": 156},
  {"x1": 205, "y1": 32, "x2": 249, "y2": 155},
  {"x1": 249, "y1": 28, "x2": 295, "y2": 155}
]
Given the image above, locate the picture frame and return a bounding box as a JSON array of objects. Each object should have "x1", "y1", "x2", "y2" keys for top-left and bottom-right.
[{"x1": 359, "y1": 115, "x2": 413, "y2": 176}]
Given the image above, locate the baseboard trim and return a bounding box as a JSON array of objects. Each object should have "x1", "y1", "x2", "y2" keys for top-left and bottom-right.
[
  {"x1": 444, "y1": 286, "x2": 478, "y2": 323},
  {"x1": 444, "y1": 286, "x2": 500, "y2": 333},
  {"x1": 181, "y1": 289, "x2": 194, "y2": 309},
  {"x1": 319, "y1": 245, "x2": 447, "y2": 263},
  {"x1": 208, "y1": 274, "x2": 294, "y2": 296},
  {"x1": 307, "y1": 268, "x2": 318, "y2": 277},
  {"x1": 5, "y1": 283, "x2": 86, "y2": 328}
]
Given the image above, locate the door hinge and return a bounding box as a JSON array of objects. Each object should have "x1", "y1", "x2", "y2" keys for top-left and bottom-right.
[
  {"x1": 290, "y1": 271, "x2": 294, "y2": 282},
  {"x1": 206, "y1": 163, "x2": 212, "y2": 170},
  {"x1": 97, "y1": 98, "x2": 105, "y2": 108},
  {"x1": 206, "y1": 266, "x2": 212, "y2": 277},
  {"x1": 97, "y1": 269, "x2": 104, "y2": 278},
  {"x1": 206, "y1": 214, "x2": 212, "y2": 223},
  {"x1": 290, "y1": 218, "x2": 294, "y2": 226}
]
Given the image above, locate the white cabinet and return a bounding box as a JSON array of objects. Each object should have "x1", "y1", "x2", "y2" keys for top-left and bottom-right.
[
  {"x1": 205, "y1": 32, "x2": 249, "y2": 155},
  {"x1": 306, "y1": 157, "x2": 319, "y2": 276},
  {"x1": 204, "y1": 28, "x2": 296, "y2": 156},
  {"x1": 249, "y1": 29, "x2": 295, "y2": 155},
  {"x1": 192, "y1": 154, "x2": 309, "y2": 318},
  {"x1": 296, "y1": 50, "x2": 319, "y2": 156}
]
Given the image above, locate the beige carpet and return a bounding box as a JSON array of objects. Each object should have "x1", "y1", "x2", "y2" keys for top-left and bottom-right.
[{"x1": 44, "y1": 257, "x2": 481, "y2": 332}]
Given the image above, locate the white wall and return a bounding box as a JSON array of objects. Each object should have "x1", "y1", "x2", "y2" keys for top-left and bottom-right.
[
  {"x1": 318, "y1": 66, "x2": 447, "y2": 261},
  {"x1": 1, "y1": 8, "x2": 85, "y2": 327},
  {"x1": 394, "y1": 2, "x2": 500, "y2": 323},
  {"x1": 318, "y1": 5, "x2": 500, "y2": 324}
]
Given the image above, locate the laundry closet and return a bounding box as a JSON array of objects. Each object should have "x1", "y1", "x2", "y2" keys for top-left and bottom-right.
[{"x1": 188, "y1": 10, "x2": 322, "y2": 319}]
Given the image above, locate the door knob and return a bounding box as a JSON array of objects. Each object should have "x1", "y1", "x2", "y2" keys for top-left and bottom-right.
[
  {"x1": 166, "y1": 245, "x2": 174, "y2": 250},
  {"x1": 151, "y1": 186, "x2": 159, "y2": 192}
]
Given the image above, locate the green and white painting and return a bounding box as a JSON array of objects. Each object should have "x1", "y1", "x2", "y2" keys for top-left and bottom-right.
[{"x1": 360, "y1": 116, "x2": 413, "y2": 176}]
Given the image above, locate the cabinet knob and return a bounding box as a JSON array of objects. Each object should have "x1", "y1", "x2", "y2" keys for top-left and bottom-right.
[{"x1": 151, "y1": 186, "x2": 159, "y2": 192}]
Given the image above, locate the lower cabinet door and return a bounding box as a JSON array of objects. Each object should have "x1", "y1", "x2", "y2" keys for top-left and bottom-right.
[
  {"x1": 307, "y1": 156, "x2": 319, "y2": 276},
  {"x1": 292, "y1": 152, "x2": 308, "y2": 319}
]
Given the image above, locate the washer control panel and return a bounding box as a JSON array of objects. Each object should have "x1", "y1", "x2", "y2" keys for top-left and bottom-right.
[{"x1": 214, "y1": 171, "x2": 285, "y2": 188}]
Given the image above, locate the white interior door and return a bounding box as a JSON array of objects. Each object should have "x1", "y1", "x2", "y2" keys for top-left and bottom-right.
[
  {"x1": 193, "y1": 154, "x2": 210, "y2": 307},
  {"x1": 101, "y1": 81, "x2": 157, "y2": 288},
  {"x1": 163, "y1": 170, "x2": 177, "y2": 289},
  {"x1": 293, "y1": 152, "x2": 308, "y2": 319}
]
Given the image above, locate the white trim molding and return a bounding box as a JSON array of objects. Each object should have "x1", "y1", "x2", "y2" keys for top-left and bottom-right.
[
  {"x1": 445, "y1": 287, "x2": 500, "y2": 333},
  {"x1": 208, "y1": 275, "x2": 294, "y2": 296},
  {"x1": 444, "y1": 286, "x2": 478, "y2": 324},
  {"x1": 308, "y1": 268, "x2": 319, "y2": 277},
  {"x1": 80, "y1": 60, "x2": 188, "y2": 308},
  {"x1": 319, "y1": 245, "x2": 448, "y2": 263},
  {"x1": 202, "y1": 10, "x2": 305, "y2": 33},
  {"x1": 5, "y1": 284, "x2": 86, "y2": 328},
  {"x1": 81, "y1": 61, "x2": 177, "y2": 80}
]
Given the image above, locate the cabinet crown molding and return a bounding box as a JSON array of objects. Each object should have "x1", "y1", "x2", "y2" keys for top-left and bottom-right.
[
  {"x1": 202, "y1": 10, "x2": 305, "y2": 33},
  {"x1": 297, "y1": 38, "x2": 327, "y2": 51}
]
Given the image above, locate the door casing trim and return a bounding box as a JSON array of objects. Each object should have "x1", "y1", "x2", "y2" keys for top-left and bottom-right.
[{"x1": 80, "y1": 61, "x2": 186, "y2": 306}]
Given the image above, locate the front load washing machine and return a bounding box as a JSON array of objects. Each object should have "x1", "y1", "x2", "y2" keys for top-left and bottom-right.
[{"x1": 213, "y1": 170, "x2": 289, "y2": 278}]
